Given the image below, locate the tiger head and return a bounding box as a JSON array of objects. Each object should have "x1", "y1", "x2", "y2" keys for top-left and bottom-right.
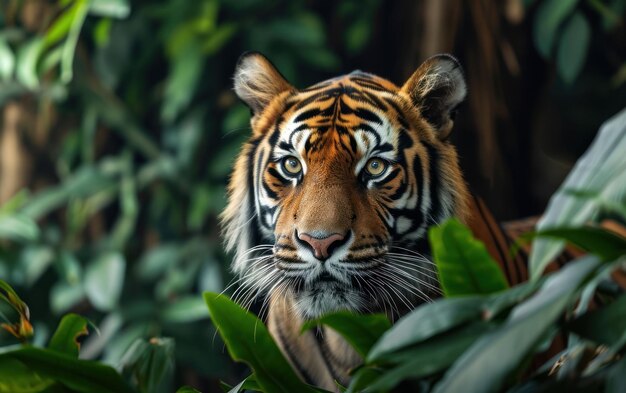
[{"x1": 222, "y1": 52, "x2": 470, "y2": 319}]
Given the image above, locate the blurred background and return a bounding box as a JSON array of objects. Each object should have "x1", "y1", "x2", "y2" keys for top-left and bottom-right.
[{"x1": 0, "y1": 0, "x2": 624, "y2": 391}]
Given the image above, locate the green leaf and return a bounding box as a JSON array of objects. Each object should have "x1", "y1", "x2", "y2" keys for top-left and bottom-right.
[
  {"x1": 59, "y1": 0, "x2": 89, "y2": 84},
  {"x1": 432, "y1": 256, "x2": 600, "y2": 393},
  {"x1": 0, "y1": 189, "x2": 30, "y2": 216},
  {"x1": 0, "y1": 347, "x2": 134, "y2": 393},
  {"x1": 533, "y1": 0, "x2": 579, "y2": 58},
  {"x1": 0, "y1": 37, "x2": 15, "y2": 80},
  {"x1": 84, "y1": 253, "x2": 125, "y2": 311},
  {"x1": 89, "y1": 0, "x2": 130, "y2": 19},
  {"x1": 345, "y1": 18, "x2": 370, "y2": 55},
  {"x1": 0, "y1": 356, "x2": 54, "y2": 393},
  {"x1": 15, "y1": 38, "x2": 43, "y2": 89},
  {"x1": 161, "y1": 296, "x2": 210, "y2": 323},
  {"x1": 568, "y1": 293, "x2": 626, "y2": 346},
  {"x1": 203, "y1": 292, "x2": 317, "y2": 393},
  {"x1": 530, "y1": 108, "x2": 626, "y2": 280},
  {"x1": 48, "y1": 313, "x2": 89, "y2": 357},
  {"x1": 556, "y1": 12, "x2": 590, "y2": 84},
  {"x1": 534, "y1": 226, "x2": 626, "y2": 261},
  {"x1": 176, "y1": 386, "x2": 201, "y2": 393},
  {"x1": 0, "y1": 279, "x2": 33, "y2": 341},
  {"x1": 361, "y1": 323, "x2": 491, "y2": 392},
  {"x1": 345, "y1": 367, "x2": 383, "y2": 393},
  {"x1": 44, "y1": 2, "x2": 80, "y2": 48},
  {"x1": 224, "y1": 374, "x2": 261, "y2": 392},
  {"x1": 93, "y1": 18, "x2": 113, "y2": 47},
  {"x1": 136, "y1": 244, "x2": 181, "y2": 281},
  {"x1": 367, "y1": 296, "x2": 485, "y2": 363},
  {"x1": 20, "y1": 246, "x2": 55, "y2": 287},
  {"x1": 429, "y1": 218, "x2": 509, "y2": 296},
  {"x1": 202, "y1": 23, "x2": 238, "y2": 54},
  {"x1": 302, "y1": 312, "x2": 390, "y2": 357},
  {"x1": 119, "y1": 337, "x2": 174, "y2": 393},
  {"x1": 50, "y1": 282, "x2": 85, "y2": 315},
  {"x1": 161, "y1": 43, "x2": 203, "y2": 124},
  {"x1": 606, "y1": 356, "x2": 626, "y2": 393},
  {"x1": 21, "y1": 166, "x2": 116, "y2": 220},
  {"x1": 0, "y1": 214, "x2": 39, "y2": 243}
]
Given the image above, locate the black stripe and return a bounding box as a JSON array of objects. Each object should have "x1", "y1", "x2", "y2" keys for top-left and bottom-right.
[
  {"x1": 354, "y1": 108, "x2": 382, "y2": 124},
  {"x1": 312, "y1": 330, "x2": 346, "y2": 385},
  {"x1": 274, "y1": 319, "x2": 318, "y2": 385},
  {"x1": 246, "y1": 139, "x2": 262, "y2": 246},
  {"x1": 384, "y1": 97, "x2": 410, "y2": 130},
  {"x1": 422, "y1": 142, "x2": 441, "y2": 224},
  {"x1": 294, "y1": 108, "x2": 322, "y2": 123}
]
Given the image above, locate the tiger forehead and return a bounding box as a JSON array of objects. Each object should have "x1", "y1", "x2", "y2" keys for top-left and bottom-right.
[{"x1": 275, "y1": 73, "x2": 406, "y2": 149}]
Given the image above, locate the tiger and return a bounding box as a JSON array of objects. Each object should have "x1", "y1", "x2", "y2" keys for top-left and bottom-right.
[{"x1": 221, "y1": 52, "x2": 529, "y2": 390}]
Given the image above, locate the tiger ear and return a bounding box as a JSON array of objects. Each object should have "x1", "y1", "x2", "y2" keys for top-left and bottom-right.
[
  {"x1": 233, "y1": 52, "x2": 294, "y2": 114},
  {"x1": 401, "y1": 54, "x2": 467, "y2": 139}
]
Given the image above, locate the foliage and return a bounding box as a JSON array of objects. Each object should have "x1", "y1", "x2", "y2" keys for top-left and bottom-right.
[
  {"x1": 206, "y1": 111, "x2": 626, "y2": 392},
  {"x1": 530, "y1": 108, "x2": 626, "y2": 279},
  {"x1": 529, "y1": 0, "x2": 626, "y2": 84},
  {"x1": 0, "y1": 288, "x2": 134, "y2": 392},
  {"x1": 0, "y1": 0, "x2": 380, "y2": 390}
]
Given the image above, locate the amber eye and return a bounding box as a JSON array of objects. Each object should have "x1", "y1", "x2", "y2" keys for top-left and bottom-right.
[
  {"x1": 365, "y1": 158, "x2": 387, "y2": 177},
  {"x1": 282, "y1": 156, "x2": 302, "y2": 175}
]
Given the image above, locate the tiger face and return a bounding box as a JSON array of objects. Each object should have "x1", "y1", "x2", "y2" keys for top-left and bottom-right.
[{"x1": 222, "y1": 52, "x2": 470, "y2": 319}]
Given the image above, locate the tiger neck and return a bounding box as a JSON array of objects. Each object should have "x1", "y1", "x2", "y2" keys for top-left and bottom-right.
[{"x1": 267, "y1": 292, "x2": 361, "y2": 392}]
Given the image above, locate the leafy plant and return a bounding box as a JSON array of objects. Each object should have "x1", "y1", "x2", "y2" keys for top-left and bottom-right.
[{"x1": 0, "y1": 280, "x2": 135, "y2": 392}]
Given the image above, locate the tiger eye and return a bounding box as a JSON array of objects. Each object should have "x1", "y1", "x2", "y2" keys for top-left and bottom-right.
[
  {"x1": 282, "y1": 156, "x2": 302, "y2": 175},
  {"x1": 365, "y1": 158, "x2": 387, "y2": 177}
]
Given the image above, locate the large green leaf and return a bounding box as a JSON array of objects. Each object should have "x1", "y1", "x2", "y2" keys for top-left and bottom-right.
[
  {"x1": 432, "y1": 256, "x2": 600, "y2": 393},
  {"x1": 0, "y1": 356, "x2": 54, "y2": 393},
  {"x1": 0, "y1": 347, "x2": 134, "y2": 393},
  {"x1": 556, "y1": 11, "x2": 590, "y2": 83},
  {"x1": 568, "y1": 293, "x2": 626, "y2": 346},
  {"x1": 530, "y1": 108, "x2": 626, "y2": 280},
  {"x1": 429, "y1": 218, "x2": 509, "y2": 297},
  {"x1": 534, "y1": 226, "x2": 626, "y2": 261},
  {"x1": 203, "y1": 292, "x2": 317, "y2": 393},
  {"x1": 360, "y1": 323, "x2": 491, "y2": 392},
  {"x1": 48, "y1": 313, "x2": 89, "y2": 357},
  {"x1": 302, "y1": 312, "x2": 390, "y2": 357},
  {"x1": 367, "y1": 296, "x2": 485, "y2": 363}
]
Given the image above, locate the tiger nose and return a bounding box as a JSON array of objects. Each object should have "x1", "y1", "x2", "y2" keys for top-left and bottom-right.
[{"x1": 296, "y1": 231, "x2": 346, "y2": 261}]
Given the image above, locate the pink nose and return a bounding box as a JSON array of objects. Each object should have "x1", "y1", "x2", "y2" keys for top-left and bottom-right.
[{"x1": 297, "y1": 232, "x2": 345, "y2": 260}]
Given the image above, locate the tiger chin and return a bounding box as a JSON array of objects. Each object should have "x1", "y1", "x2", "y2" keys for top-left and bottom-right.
[{"x1": 221, "y1": 51, "x2": 471, "y2": 390}]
